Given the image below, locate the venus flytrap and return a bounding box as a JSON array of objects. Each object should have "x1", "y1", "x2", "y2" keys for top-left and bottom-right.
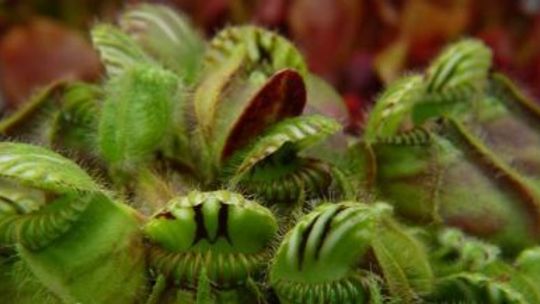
[
  {"x1": 182, "y1": 24, "x2": 352, "y2": 202},
  {"x1": 368, "y1": 119, "x2": 540, "y2": 252},
  {"x1": 270, "y1": 201, "x2": 433, "y2": 304},
  {"x1": 412, "y1": 39, "x2": 492, "y2": 123},
  {"x1": 88, "y1": 5, "x2": 351, "y2": 209},
  {"x1": 97, "y1": 64, "x2": 179, "y2": 178},
  {"x1": 143, "y1": 190, "x2": 278, "y2": 303},
  {"x1": 0, "y1": 143, "x2": 147, "y2": 304},
  {"x1": 0, "y1": 4, "x2": 539, "y2": 303},
  {"x1": 48, "y1": 83, "x2": 102, "y2": 157},
  {"x1": 0, "y1": 80, "x2": 104, "y2": 173},
  {"x1": 90, "y1": 23, "x2": 155, "y2": 77},
  {"x1": 1, "y1": 3, "x2": 351, "y2": 302},
  {"x1": 426, "y1": 229, "x2": 540, "y2": 303},
  {"x1": 2, "y1": 3, "x2": 350, "y2": 210},
  {"x1": 223, "y1": 114, "x2": 343, "y2": 205},
  {"x1": 355, "y1": 39, "x2": 540, "y2": 254},
  {"x1": 119, "y1": 3, "x2": 205, "y2": 84},
  {"x1": 188, "y1": 25, "x2": 332, "y2": 196}
]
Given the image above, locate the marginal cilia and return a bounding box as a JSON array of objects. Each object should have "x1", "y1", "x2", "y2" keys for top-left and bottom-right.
[{"x1": 0, "y1": 3, "x2": 539, "y2": 304}]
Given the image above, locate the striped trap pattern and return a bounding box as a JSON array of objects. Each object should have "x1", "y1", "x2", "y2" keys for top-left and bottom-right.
[
  {"x1": 231, "y1": 115, "x2": 341, "y2": 178},
  {"x1": 91, "y1": 24, "x2": 153, "y2": 76},
  {"x1": 425, "y1": 39, "x2": 492, "y2": 101},
  {"x1": 204, "y1": 26, "x2": 307, "y2": 76},
  {"x1": 144, "y1": 190, "x2": 277, "y2": 287}
]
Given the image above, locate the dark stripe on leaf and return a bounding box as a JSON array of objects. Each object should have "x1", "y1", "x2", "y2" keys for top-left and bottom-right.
[
  {"x1": 191, "y1": 204, "x2": 209, "y2": 246},
  {"x1": 314, "y1": 205, "x2": 348, "y2": 260},
  {"x1": 298, "y1": 214, "x2": 319, "y2": 270},
  {"x1": 0, "y1": 195, "x2": 25, "y2": 214},
  {"x1": 216, "y1": 202, "x2": 232, "y2": 244}
]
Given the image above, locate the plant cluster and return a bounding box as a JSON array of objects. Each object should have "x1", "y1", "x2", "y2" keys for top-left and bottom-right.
[{"x1": 0, "y1": 4, "x2": 539, "y2": 304}]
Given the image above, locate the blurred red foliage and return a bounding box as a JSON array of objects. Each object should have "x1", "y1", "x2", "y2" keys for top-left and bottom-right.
[
  {"x1": 175, "y1": 0, "x2": 538, "y2": 130},
  {"x1": 0, "y1": 18, "x2": 101, "y2": 108},
  {"x1": 1, "y1": 0, "x2": 539, "y2": 130}
]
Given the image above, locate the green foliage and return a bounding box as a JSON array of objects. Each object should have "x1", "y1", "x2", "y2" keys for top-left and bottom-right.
[
  {"x1": 358, "y1": 38, "x2": 540, "y2": 255},
  {"x1": 119, "y1": 3, "x2": 205, "y2": 83},
  {"x1": 364, "y1": 75, "x2": 423, "y2": 142},
  {"x1": 425, "y1": 39, "x2": 491, "y2": 96},
  {"x1": 144, "y1": 190, "x2": 277, "y2": 254},
  {"x1": 227, "y1": 115, "x2": 341, "y2": 181},
  {"x1": 48, "y1": 82, "x2": 102, "y2": 155},
  {"x1": 0, "y1": 142, "x2": 99, "y2": 192},
  {"x1": 144, "y1": 190, "x2": 277, "y2": 301},
  {"x1": 17, "y1": 193, "x2": 147, "y2": 304},
  {"x1": 204, "y1": 25, "x2": 307, "y2": 78},
  {"x1": 91, "y1": 23, "x2": 154, "y2": 77},
  {"x1": 0, "y1": 143, "x2": 96, "y2": 235},
  {"x1": 427, "y1": 229, "x2": 540, "y2": 303},
  {"x1": 270, "y1": 201, "x2": 432, "y2": 304},
  {"x1": 0, "y1": 5, "x2": 539, "y2": 303},
  {"x1": 0, "y1": 143, "x2": 147, "y2": 303},
  {"x1": 97, "y1": 64, "x2": 179, "y2": 172}
]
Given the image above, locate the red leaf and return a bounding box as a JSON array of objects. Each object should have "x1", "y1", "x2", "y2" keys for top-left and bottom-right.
[{"x1": 222, "y1": 69, "x2": 306, "y2": 159}]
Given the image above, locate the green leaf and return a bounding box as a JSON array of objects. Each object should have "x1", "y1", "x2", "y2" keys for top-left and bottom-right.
[
  {"x1": 515, "y1": 247, "x2": 540, "y2": 282},
  {"x1": 227, "y1": 115, "x2": 341, "y2": 180},
  {"x1": 0, "y1": 191, "x2": 94, "y2": 250},
  {"x1": 0, "y1": 81, "x2": 67, "y2": 140},
  {"x1": 432, "y1": 272, "x2": 527, "y2": 303},
  {"x1": 193, "y1": 47, "x2": 246, "y2": 141},
  {"x1": 372, "y1": 218, "x2": 434, "y2": 302},
  {"x1": 425, "y1": 39, "x2": 492, "y2": 96},
  {"x1": 196, "y1": 268, "x2": 213, "y2": 304},
  {"x1": 412, "y1": 39, "x2": 492, "y2": 123},
  {"x1": 270, "y1": 202, "x2": 388, "y2": 303},
  {"x1": 204, "y1": 26, "x2": 307, "y2": 77},
  {"x1": 91, "y1": 24, "x2": 154, "y2": 77},
  {"x1": 0, "y1": 143, "x2": 102, "y2": 249},
  {"x1": 98, "y1": 64, "x2": 179, "y2": 170},
  {"x1": 15, "y1": 194, "x2": 147, "y2": 304},
  {"x1": 120, "y1": 3, "x2": 205, "y2": 83},
  {"x1": 49, "y1": 82, "x2": 102, "y2": 155},
  {"x1": 364, "y1": 75, "x2": 423, "y2": 142},
  {"x1": 0, "y1": 142, "x2": 99, "y2": 192}
]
